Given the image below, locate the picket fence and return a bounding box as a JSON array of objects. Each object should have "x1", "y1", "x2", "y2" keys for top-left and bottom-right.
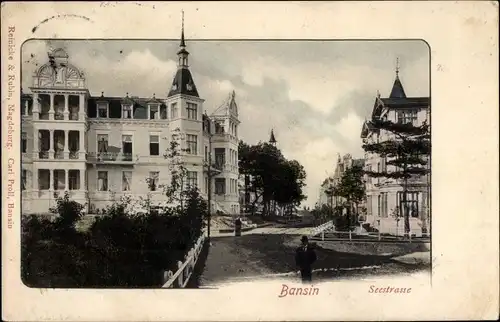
[
  {"x1": 308, "y1": 222, "x2": 430, "y2": 243},
  {"x1": 162, "y1": 231, "x2": 207, "y2": 288},
  {"x1": 311, "y1": 230, "x2": 430, "y2": 243}
]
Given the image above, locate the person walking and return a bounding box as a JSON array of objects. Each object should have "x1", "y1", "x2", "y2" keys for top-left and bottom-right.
[
  {"x1": 295, "y1": 235, "x2": 317, "y2": 282},
  {"x1": 234, "y1": 217, "x2": 242, "y2": 237}
]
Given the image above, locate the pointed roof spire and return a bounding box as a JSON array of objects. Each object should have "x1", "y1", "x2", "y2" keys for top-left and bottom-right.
[
  {"x1": 180, "y1": 10, "x2": 186, "y2": 48},
  {"x1": 389, "y1": 57, "x2": 407, "y2": 98},
  {"x1": 269, "y1": 129, "x2": 277, "y2": 145},
  {"x1": 168, "y1": 10, "x2": 199, "y2": 98},
  {"x1": 176, "y1": 10, "x2": 189, "y2": 57}
]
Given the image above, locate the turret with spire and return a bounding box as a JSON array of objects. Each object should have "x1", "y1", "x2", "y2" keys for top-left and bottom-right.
[
  {"x1": 389, "y1": 57, "x2": 406, "y2": 98},
  {"x1": 269, "y1": 129, "x2": 277, "y2": 146},
  {"x1": 167, "y1": 10, "x2": 199, "y2": 98}
]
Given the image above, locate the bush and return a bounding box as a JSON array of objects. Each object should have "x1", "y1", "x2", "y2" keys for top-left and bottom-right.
[
  {"x1": 21, "y1": 188, "x2": 207, "y2": 288},
  {"x1": 333, "y1": 214, "x2": 358, "y2": 232}
]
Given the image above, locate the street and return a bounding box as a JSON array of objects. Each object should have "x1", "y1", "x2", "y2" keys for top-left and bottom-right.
[{"x1": 188, "y1": 228, "x2": 430, "y2": 288}]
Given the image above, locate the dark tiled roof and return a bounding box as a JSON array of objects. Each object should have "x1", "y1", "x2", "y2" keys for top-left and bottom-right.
[
  {"x1": 177, "y1": 47, "x2": 189, "y2": 55},
  {"x1": 87, "y1": 95, "x2": 166, "y2": 119},
  {"x1": 167, "y1": 68, "x2": 199, "y2": 98},
  {"x1": 360, "y1": 121, "x2": 378, "y2": 138},
  {"x1": 389, "y1": 76, "x2": 407, "y2": 98},
  {"x1": 381, "y1": 97, "x2": 429, "y2": 107},
  {"x1": 371, "y1": 95, "x2": 429, "y2": 119}
]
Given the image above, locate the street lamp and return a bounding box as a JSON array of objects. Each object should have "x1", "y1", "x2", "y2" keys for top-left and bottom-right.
[
  {"x1": 207, "y1": 133, "x2": 212, "y2": 239},
  {"x1": 203, "y1": 114, "x2": 215, "y2": 240}
]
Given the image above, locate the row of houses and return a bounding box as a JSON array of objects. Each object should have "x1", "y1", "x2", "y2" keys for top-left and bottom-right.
[{"x1": 318, "y1": 66, "x2": 430, "y2": 236}]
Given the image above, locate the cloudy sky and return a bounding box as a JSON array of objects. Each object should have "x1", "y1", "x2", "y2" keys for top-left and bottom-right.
[{"x1": 21, "y1": 39, "x2": 429, "y2": 207}]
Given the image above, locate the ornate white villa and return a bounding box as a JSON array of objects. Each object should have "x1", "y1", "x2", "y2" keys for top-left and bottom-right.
[
  {"x1": 21, "y1": 31, "x2": 240, "y2": 215},
  {"x1": 360, "y1": 67, "x2": 430, "y2": 236}
]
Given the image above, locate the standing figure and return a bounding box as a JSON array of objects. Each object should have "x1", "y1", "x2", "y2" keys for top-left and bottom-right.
[
  {"x1": 295, "y1": 235, "x2": 317, "y2": 282},
  {"x1": 234, "y1": 217, "x2": 242, "y2": 237}
]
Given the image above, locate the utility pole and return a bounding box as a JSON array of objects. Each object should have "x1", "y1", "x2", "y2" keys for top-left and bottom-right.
[{"x1": 207, "y1": 134, "x2": 212, "y2": 239}]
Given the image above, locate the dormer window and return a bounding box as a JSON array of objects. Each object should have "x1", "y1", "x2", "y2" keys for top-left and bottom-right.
[
  {"x1": 186, "y1": 83, "x2": 193, "y2": 91},
  {"x1": 97, "y1": 104, "x2": 108, "y2": 118},
  {"x1": 122, "y1": 105, "x2": 133, "y2": 119},
  {"x1": 172, "y1": 83, "x2": 178, "y2": 91},
  {"x1": 149, "y1": 105, "x2": 159, "y2": 120}
]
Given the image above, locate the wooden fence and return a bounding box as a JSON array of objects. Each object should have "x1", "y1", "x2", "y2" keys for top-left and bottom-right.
[{"x1": 162, "y1": 232, "x2": 206, "y2": 288}]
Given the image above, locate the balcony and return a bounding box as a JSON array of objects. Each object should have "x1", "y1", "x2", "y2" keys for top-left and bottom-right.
[
  {"x1": 34, "y1": 150, "x2": 86, "y2": 161},
  {"x1": 38, "y1": 151, "x2": 50, "y2": 159},
  {"x1": 87, "y1": 152, "x2": 138, "y2": 165},
  {"x1": 22, "y1": 152, "x2": 32, "y2": 163},
  {"x1": 203, "y1": 162, "x2": 223, "y2": 174},
  {"x1": 213, "y1": 194, "x2": 238, "y2": 202},
  {"x1": 211, "y1": 133, "x2": 238, "y2": 144},
  {"x1": 397, "y1": 175, "x2": 427, "y2": 186}
]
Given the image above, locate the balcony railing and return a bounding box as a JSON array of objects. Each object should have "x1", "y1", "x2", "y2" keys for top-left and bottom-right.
[
  {"x1": 203, "y1": 162, "x2": 223, "y2": 174},
  {"x1": 211, "y1": 133, "x2": 238, "y2": 143},
  {"x1": 54, "y1": 112, "x2": 64, "y2": 120},
  {"x1": 54, "y1": 151, "x2": 65, "y2": 159},
  {"x1": 22, "y1": 152, "x2": 32, "y2": 162},
  {"x1": 87, "y1": 152, "x2": 138, "y2": 164},
  {"x1": 39, "y1": 151, "x2": 50, "y2": 159},
  {"x1": 397, "y1": 175, "x2": 427, "y2": 185}
]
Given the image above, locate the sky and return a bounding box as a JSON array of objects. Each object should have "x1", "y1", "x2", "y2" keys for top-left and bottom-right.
[{"x1": 21, "y1": 39, "x2": 429, "y2": 207}]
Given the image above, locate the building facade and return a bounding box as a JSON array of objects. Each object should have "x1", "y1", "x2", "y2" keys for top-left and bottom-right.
[
  {"x1": 361, "y1": 68, "x2": 430, "y2": 236},
  {"x1": 21, "y1": 35, "x2": 240, "y2": 215},
  {"x1": 318, "y1": 154, "x2": 364, "y2": 211},
  {"x1": 317, "y1": 177, "x2": 333, "y2": 208}
]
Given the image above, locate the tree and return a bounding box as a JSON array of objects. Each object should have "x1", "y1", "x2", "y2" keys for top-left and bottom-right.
[
  {"x1": 273, "y1": 159, "x2": 307, "y2": 214},
  {"x1": 362, "y1": 119, "x2": 430, "y2": 237},
  {"x1": 161, "y1": 128, "x2": 189, "y2": 210},
  {"x1": 323, "y1": 178, "x2": 335, "y2": 216},
  {"x1": 333, "y1": 164, "x2": 366, "y2": 230},
  {"x1": 238, "y1": 140, "x2": 253, "y2": 212},
  {"x1": 238, "y1": 140, "x2": 307, "y2": 216}
]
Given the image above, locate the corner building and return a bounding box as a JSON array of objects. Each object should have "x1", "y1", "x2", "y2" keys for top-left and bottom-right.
[
  {"x1": 21, "y1": 36, "x2": 241, "y2": 215},
  {"x1": 360, "y1": 68, "x2": 430, "y2": 236}
]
